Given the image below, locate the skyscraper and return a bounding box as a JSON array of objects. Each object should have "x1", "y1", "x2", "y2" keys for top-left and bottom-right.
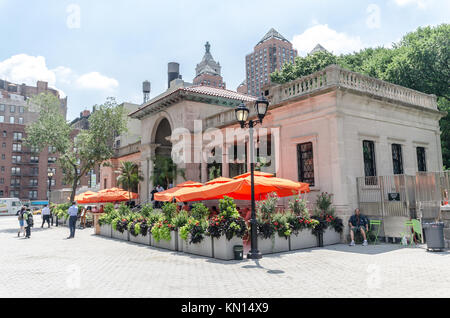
[{"x1": 241, "y1": 28, "x2": 297, "y2": 97}]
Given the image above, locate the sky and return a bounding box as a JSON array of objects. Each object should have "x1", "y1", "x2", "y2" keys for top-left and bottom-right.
[{"x1": 0, "y1": 0, "x2": 448, "y2": 120}]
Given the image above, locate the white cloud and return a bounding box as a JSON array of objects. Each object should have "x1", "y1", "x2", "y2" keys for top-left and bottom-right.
[
  {"x1": 393, "y1": 0, "x2": 429, "y2": 8},
  {"x1": 75, "y1": 72, "x2": 119, "y2": 91},
  {"x1": 292, "y1": 24, "x2": 365, "y2": 56},
  {"x1": 0, "y1": 54, "x2": 119, "y2": 96},
  {"x1": 0, "y1": 54, "x2": 57, "y2": 87}
]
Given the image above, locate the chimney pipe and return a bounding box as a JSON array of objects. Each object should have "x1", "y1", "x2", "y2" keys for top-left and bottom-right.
[{"x1": 168, "y1": 62, "x2": 180, "y2": 89}]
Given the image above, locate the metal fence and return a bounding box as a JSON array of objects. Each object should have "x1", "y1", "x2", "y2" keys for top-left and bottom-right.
[{"x1": 357, "y1": 172, "x2": 449, "y2": 222}]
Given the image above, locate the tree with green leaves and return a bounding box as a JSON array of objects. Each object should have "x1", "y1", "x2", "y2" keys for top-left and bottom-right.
[
  {"x1": 117, "y1": 161, "x2": 144, "y2": 204},
  {"x1": 25, "y1": 94, "x2": 127, "y2": 202},
  {"x1": 151, "y1": 155, "x2": 185, "y2": 189}
]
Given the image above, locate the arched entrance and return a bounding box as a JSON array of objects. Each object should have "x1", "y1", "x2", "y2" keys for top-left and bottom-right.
[
  {"x1": 152, "y1": 118, "x2": 175, "y2": 189},
  {"x1": 154, "y1": 118, "x2": 172, "y2": 157}
]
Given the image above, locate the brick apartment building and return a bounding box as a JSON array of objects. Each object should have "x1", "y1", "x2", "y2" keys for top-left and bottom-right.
[
  {"x1": 238, "y1": 28, "x2": 298, "y2": 96},
  {"x1": 0, "y1": 79, "x2": 68, "y2": 204}
]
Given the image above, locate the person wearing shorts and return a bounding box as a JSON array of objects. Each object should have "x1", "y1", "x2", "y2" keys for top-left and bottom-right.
[
  {"x1": 17, "y1": 206, "x2": 26, "y2": 237},
  {"x1": 349, "y1": 208, "x2": 369, "y2": 246}
]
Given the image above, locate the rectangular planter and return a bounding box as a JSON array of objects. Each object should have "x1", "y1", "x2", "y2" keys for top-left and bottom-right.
[
  {"x1": 129, "y1": 232, "x2": 151, "y2": 246},
  {"x1": 152, "y1": 230, "x2": 177, "y2": 251},
  {"x1": 258, "y1": 234, "x2": 290, "y2": 255},
  {"x1": 180, "y1": 235, "x2": 213, "y2": 258},
  {"x1": 289, "y1": 230, "x2": 318, "y2": 250},
  {"x1": 323, "y1": 228, "x2": 341, "y2": 246},
  {"x1": 99, "y1": 224, "x2": 112, "y2": 238},
  {"x1": 112, "y1": 229, "x2": 129, "y2": 241},
  {"x1": 177, "y1": 232, "x2": 185, "y2": 252},
  {"x1": 213, "y1": 236, "x2": 243, "y2": 260}
]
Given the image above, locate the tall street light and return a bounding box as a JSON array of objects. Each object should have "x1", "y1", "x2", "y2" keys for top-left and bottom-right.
[
  {"x1": 235, "y1": 94, "x2": 269, "y2": 260},
  {"x1": 48, "y1": 171, "x2": 54, "y2": 226}
]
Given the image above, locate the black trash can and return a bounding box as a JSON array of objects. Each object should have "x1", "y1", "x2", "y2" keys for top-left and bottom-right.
[
  {"x1": 233, "y1": 245, "x2": 244, "y2": 260},
  {"x1": 423, "y1": 222, "x2": 445, "y2": 252}
]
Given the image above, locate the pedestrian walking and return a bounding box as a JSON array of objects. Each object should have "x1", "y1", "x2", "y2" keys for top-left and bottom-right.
[
  {"x1": 41, "y1": 205, "x2": 51, "y2": 228},
  {"x1": 67, "y1": 202, "x2": 79, "y2": 239},
  {"x1": 24, "y1": 209, "x2": 34, "y2": 239},
  {"x1": 17, "y1": 206, "x2": 26, "y2": 237}
]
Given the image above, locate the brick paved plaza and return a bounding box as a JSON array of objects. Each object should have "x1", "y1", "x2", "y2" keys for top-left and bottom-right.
[{"x1": 1, "y1": 216, "x2": 449, "y2": 298}]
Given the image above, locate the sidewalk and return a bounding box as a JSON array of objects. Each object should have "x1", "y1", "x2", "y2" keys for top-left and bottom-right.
[{"x1": 1, "y1": 216, "x2": 449, "y2": 298}]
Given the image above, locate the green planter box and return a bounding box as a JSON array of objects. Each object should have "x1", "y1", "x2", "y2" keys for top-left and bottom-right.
[
  {"x1": 213, "y1": 236, "x2": 243, "y2": 260},
  {"x1": 289, "y1": 230, "x2": 317, "y2": 250}
]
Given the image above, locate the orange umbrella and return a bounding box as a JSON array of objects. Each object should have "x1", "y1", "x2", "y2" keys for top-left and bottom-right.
[
  {"x1": 75, "y1": 191, "x2": 98, "y2": 204},
  {"x1": 177, "y1": 176, "x2": 309, "y2": 202},
  {"x1": 206, "y1": 177, "x2": 233, "y2": 185},
  {"x1": 92, "y1": 188, "x2": 139, "y2": 203},
  {"x1": 154, "y1": 181, "x2": 203, "y2": 202},
  {"x1": 233, "y1": 171, "x2": 274, "y2": 179}
]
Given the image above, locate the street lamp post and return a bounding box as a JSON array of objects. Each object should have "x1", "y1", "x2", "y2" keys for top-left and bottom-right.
[
  {"x1": 48, "y1": 171, "x2": 55, "y2": 226},
  {"x1": 235, "y1": 94, "x2": 269, "y2": 260}
]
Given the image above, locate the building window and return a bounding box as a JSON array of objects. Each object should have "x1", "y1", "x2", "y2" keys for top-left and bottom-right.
[
  {"x1": 18, "y1": 117, "x2": 24, "y2": 124},
  {"x1": 417, "y1": 147, "x2": 427, "y2": 172},
  {"x1": 0, "y1": 190, "x2": 3, "y2": 196},
  {"x1": 9, "y1": 117, "x2": 14, "y2": 124},
  {"x1": 12, "y1": 143, "x2": 22, "y2": 152},
  {"x1": 30, "y1": 156, "x2": 39, "y2": 163},
  {"x1": 363, "y1": 140, "x2": 376, "y2": 177},
  {"x1": 12, "y1": 156, "x2": 21, "y2": 163},
  {"x1": 11, "y1": 167, "x2": 21, "y2": 175},
  {"x1": 49, "y1": 168, "x2": 56, "y2": 174},
  {"x1": 48, "y1": 157, "x2": 57, "y2": 164},
  {"x1": 0, "y1": 104, "x2": 4, "y2": 112},
  {"x1": 0, "y1": 116, "x2": 4, "y2": 123},
  {"x1": 29, "y1": 191, "x2": 38, "y2": 199},
  {"x1": 32, "y1": 167, "x2": 39, "y2": 175},
  {"x1": 19, "y1": 106, "x2": 24, "y2": 113},
  {"x1": 13, "y1": 132, "x2": 22, "y2": 141},
  {"x1": 30, "y1": 179, "x2": 38, "y2": 186},
  {"x1": 10, "y1": 105, "x2": 15, "y2": 113},
  {"x1": 1, "y1": 154, "x2": 4, "y2": 160},
  {"x1": 392, "y1": 144, "x2": 404, "y2": 175},
  {"x1": 2, "y1": 131, "x2": 6, "y2": 137},
  {"x1": 0, "y1": 178, "x2": 3, "y2": 185},
  {"x1": 297, "y1": 142, "x2": 315, "y2": 186},
  {"x1": 48, "y1": 146, "x2": 56, "y2": 153}
]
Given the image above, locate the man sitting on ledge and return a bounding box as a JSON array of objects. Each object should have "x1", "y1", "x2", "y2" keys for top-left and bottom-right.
[{"x1": 349, "y1": 208, "x2": 369, "y2": 247}]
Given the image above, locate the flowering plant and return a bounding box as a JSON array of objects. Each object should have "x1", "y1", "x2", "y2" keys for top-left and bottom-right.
[
  {"x1": 128, "y1": 218, "x2": 150, "y2": 237},
  {"x1": 180, "y1": 217, "x2": 208, "y2": 244},
  {"x1": 112, "y1": 217, "x2": 129, "y2": 233},
  {"x1": 207, "y1": 197, "x2": 247, "y2": 240},
  {"x1": 312, "y1": 192, "x2": 343, "y2": 236},
  {"x1": 285, "y1": 211, "x2": 319, "y2": 235},
  {"x1": 151, "y1": 219, "x2": 175, "y2": 242}
]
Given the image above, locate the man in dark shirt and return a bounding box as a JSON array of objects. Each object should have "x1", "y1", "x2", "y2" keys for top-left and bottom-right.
[{"x1": 349, "y1": 208, "x2": 369, "y2": 246}]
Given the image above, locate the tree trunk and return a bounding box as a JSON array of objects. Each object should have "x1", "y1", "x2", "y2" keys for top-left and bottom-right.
[{"x1": 70, "y1": 174, "x2": 79, "y2": 203}]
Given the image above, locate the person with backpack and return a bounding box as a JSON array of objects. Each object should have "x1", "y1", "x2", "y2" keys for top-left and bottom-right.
[
  {"x1": 17, "y1": 206, "x2": 26, "y2": 237},
  {"x1": 24, "y1": 209, "x2": 34, "y2": 239}
]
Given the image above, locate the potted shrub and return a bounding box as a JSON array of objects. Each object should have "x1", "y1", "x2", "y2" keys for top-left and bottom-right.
[
  {"x1": 255, "y1": 193, "x2": 289, "y2": 255},
  {"x1": 179, "y1": 215, "x2": 212, "y2": 258},
  {"x1": 111, "y1": 217, "x2": 129, "y2": 241},
  {"x1": 312, "y1": 193, "x2": 344, "y2": 246},
  {"x1": 97, "y1": 204, "x2": 117, "y2": 238},
  {"x1": 287, "y1": 196, "x2": 320, "y2": 250},
  {"x1": 172, "y1": 210, "x2": 189, "y2": 252},
  {"x1": 151, "y1": 202, "x2": 178, "y2": 250},
  {"x1": 207, "y1": 196, "x2": 246, "y2": 260},
  {"x1": 128, "y1": 217, "x2": 151, "y2": 246}
]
